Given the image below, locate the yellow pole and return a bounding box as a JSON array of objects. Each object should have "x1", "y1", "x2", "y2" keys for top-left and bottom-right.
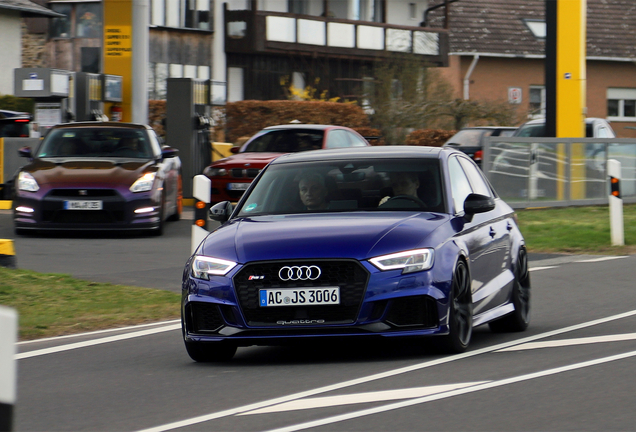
[
  {"x1": 103, "y1": 0, "x2": 133, "y2": 123},
  {"x1": 557, "y1": 0, "x2": 587, "y2": 199}
]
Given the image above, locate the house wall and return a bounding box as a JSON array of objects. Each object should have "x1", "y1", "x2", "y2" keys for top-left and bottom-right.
[
  {"x1": 0, "y1": 10, "x2": 22, "y2": 95},
  {"x1": 440, "y1": 54, "x2": 636, "y2": 137}
]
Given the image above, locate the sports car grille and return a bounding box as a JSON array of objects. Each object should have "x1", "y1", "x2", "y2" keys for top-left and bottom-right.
[
  {"x1": 230, "y1": 168, "x2": 261, "y2": 178},
  {"x1": 49, "y1": 189, "x2": 118, "y2": 197},
  {"x1": 233, "y1": 260, "x2": 369, "y2": 326},
  {"x1": 42, "y1": 210, "x2": 125, "y2": 223}
]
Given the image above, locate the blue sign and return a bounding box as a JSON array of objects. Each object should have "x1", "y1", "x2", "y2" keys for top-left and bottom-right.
[{"x1": 29, "y1": 73, "x2": 38, "y2": 79}]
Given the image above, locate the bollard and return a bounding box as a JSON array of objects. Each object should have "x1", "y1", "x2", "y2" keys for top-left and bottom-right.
[
  {"x1": 191, "y1": 175, "x2": 211, "y2": 255},
  {"x1": 608, "y1": 159, "x2": 624, "y2": 246},
  {"x1": 0, "y1": 306, "x2": 17, "y2": 432},
  {"x1": 0, "y1": 240, "x2": 16, "y2": 269}
]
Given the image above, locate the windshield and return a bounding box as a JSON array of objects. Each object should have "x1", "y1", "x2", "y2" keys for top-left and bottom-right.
[
  {"x1": 36, "y1": 128, "x2": 153, "y2": 158},
  {"x1": 243, "y1": 129, "x2": 324, "y2": 153},
  {"x1": 236, "y1": 158, "x2": 445, "y2": 217}
]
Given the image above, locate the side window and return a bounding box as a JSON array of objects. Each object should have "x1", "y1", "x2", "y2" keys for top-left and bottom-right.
[
  {"x1": 458, "y1": 157, "x2": 493, "y2": 197},
  {"x1": 325, "y1": 130, "x2": 351, "y2": 148},
  {"x1": 347, "y1": 131, "x2": 369, "y2": 147},
  {"x1": 448, "y1": 156, "x2": 473, "y2": 214}
]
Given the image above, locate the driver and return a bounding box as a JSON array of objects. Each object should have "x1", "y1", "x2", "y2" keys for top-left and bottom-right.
[
  {"x1": 298, "y1": 172, "x2": 329, "y2": 210},
  {"x1": 379, "y1": 172, "x2": 420, "y2": 206}
]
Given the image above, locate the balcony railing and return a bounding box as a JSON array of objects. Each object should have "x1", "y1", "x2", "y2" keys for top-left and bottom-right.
[{"x1": 224, "y1": 7, "x2": 449, "y2": 65}]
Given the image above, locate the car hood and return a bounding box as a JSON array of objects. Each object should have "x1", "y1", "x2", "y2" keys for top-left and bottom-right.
[
  {"x1": 213, "y1": 152, "x2": 285, "y2": 168},
  {"x1": 199, "y1": 212, "x2": 450, "y2": 263},
  {"x1": 24, "y1": 158, "x2": 155, "y2": 188}
]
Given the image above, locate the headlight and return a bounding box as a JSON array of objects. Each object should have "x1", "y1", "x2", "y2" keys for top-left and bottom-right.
[
  {"x1": 369, "y1": 248, "x2": 434, "y2": 274},
  {"x1": 18, "y1": 171, "x2": 39, "y2": 192},
  {"x1": 203, "y1": 167, "x2": 228, "y2": 177},
  {"x1": 191, "y1": 255, "x2": 237, "y2": 279},
  {"x1": 130, "y1": 172, "x2": 157, "y2": 192}
]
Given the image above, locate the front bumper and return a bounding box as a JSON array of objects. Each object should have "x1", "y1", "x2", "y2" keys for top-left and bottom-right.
[
  {"x1": 182, "y1": 259, "x2": 450, "y2": 346},
  {"x1": 13, "y1": 188, "x2": 161, "y2": 231}
]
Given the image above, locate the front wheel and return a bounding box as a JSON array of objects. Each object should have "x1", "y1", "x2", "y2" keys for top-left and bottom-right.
[
  {"x1": 489, "y1": 247, "x2": 531, "y2": 332},
  {"x1": 185, "y1": 340, "x2": 237, "y2": 362},
  {"x1": 441, "y1": 259, "x2": 473, "y2": 353}
]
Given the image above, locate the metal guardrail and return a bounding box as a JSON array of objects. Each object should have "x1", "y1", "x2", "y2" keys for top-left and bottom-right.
[{"x1": 483, "y1": 137, "x2": 636, "y2": 209}]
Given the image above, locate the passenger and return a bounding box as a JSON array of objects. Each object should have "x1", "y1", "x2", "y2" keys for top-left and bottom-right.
[
  {"x1": 379, "y1": 172, "x2": 421, "y2": 206},
  {"x1": 298, "y1": 172, "x2": 329, "y2": 210}
]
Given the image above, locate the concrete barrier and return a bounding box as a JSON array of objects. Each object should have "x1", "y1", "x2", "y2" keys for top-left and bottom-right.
[{"x1": 0, "y1": 306, "x2": 17, "y2": 431}]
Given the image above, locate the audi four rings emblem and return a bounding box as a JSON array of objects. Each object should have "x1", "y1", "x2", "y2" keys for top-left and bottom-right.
[{"x1": 279, "y1": 265, "x2": 322, "y2": 281}]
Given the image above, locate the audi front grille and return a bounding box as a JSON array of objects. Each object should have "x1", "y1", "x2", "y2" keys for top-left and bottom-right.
[{"x1": 233, "y1": 260, "x2": 369, "y2": 326}]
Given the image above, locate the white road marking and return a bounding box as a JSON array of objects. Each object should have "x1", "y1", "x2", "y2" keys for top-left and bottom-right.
[
  {"x1": 136, "y1": 309, "x2": 636, "y2": 432},
  {"x1": 264, "y1": 349, "x2": 636, "y2": 432},
  {"x1": 497, "y1": 333, "x2": 636, "y2": 352},
  {"x1": 15, "y1": 324, "x2": 181, "y2": 360},
  {"x1": 239, "y1": 382, "x2": 489, "y2": 415},
  {"x1": 529, "y1": 266, "x2": 558, "y2": 272},
  {"x1": 575, "y1": 256, "x2": 629, "y2": 263},
  {"x1": 17, "y1": 320, "x2": 180, "y2": 345}
]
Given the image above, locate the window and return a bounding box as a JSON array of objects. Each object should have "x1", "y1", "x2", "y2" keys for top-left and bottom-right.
[
  {"x1": 448, "y1": 157, "x2": 473, "y2": 214},
  {"x1": 409, "y1": 3, "x2": 417, "y2": 20},
  {"x1": 607, "y1": 88, "x2": 636, "y2": 120},
  {"x1": 522, "y1": 19, "x2": 546, "y2": 39},
  {"x1": 457, "y1": 157, "x2": 492, "y2": 197},
  {"x1": 529, "y1": 86, "x2": 545, "y2": 118},
  {"x1": 76, "y1": 3, "x2": 102, "y2": 38},
  {"x1": 49, "y1": 4, "x2": 72, "y2": 38}
]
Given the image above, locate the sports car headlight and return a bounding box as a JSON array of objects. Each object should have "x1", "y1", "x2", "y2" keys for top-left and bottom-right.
[
  {"x1": 369, "y1": 248, "x2": 435, "y2": 274},
  {"x1": 130, "y1": 172, "x2": 157, "y2": 193},
  {"x1": 18, "y1": 171, "x2": 39, "y2": 192},
  {"x1": 191, "y1": 256, "x2": 237, "y2": 279}
]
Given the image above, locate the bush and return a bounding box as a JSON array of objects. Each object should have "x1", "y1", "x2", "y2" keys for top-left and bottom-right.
[
  {"x1": 148, "y1": 100, "x2": 166, "y2": 137},
  {"x1": 225, "y1": 100, "x2": 370, "y2": 142},
  {"x1": 404, "y1": 129, "x2": 456, "y2": 147},
  {"x1": 352, "y1": 127, "x2": 385, "y2": 146},
  {"x1": 0, "y1": 95, "x2": 35, "y2": 113}
]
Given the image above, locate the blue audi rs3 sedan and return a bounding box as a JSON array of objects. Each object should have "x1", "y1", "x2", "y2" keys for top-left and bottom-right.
[{"x1": 181, "y1": 146, "x2": 530, "y2": 361}]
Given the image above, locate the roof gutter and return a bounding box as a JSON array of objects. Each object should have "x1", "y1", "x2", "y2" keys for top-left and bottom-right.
[{"x1": 463, "y1": 54, "x2": 479, "y2": 100}]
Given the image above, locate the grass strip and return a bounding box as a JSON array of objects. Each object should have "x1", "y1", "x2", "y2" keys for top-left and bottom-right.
[{"x1": 0, "y1": 267, "x2": 180, "y2": 340}]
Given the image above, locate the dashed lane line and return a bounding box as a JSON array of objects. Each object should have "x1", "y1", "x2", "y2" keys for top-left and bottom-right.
[{"x1": 497, "y1": 332, "x2": 636, "y2": 352}]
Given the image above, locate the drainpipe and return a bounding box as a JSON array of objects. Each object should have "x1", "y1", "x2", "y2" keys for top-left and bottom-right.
[{"x1": 463, "y1": 54, "x2": 479, "y2": 100}]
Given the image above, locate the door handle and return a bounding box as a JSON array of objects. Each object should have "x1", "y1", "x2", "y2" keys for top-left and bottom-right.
[{"x1": 489, "y1": 227, "x2": 496, "y2": 238}]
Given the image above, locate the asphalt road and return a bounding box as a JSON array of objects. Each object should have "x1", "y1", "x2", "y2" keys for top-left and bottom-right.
[{"x1": 4, "y1": 208, "x2": 636, "y2": 431}]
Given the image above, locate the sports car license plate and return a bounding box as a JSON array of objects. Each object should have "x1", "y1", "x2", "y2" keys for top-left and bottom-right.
[
  {"x1": 64, "y1": 200, "x2": 103, "y2": 210},
  {"x1": 260, "y1": 287, "x2": 340, "y2": 307},
  {"x1": 227, "y1": 182, "x2": 250, "y2": 191}
]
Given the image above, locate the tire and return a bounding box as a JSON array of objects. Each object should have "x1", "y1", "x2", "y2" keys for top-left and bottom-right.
[
  {"x1": 184, "y1": 340, "x2": 237, "y2": 362},
  {"x1": 489, "y1": 247, "x2": 531, "y2": 333},
  {"x1": 441, "y1": 259, "x2": 473, "y2": 353}
]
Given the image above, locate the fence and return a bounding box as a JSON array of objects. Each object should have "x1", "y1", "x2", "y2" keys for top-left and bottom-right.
[{"x1": 483, "y1": 137, "x2": 636, "y2": 209}]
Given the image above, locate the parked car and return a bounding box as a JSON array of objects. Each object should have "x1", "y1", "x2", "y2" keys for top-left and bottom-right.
[
  {"x1": 181, "y1": 145, "x2": 530, "y2": 361},
  {"x1": 12, "y1": 122, "x2": 182, "y2": 235},
  {"x1": 0, "y1": 109, "x2": 32, "y2": 138},
  {"x1": 512, "y1": 117, "x2": 616, "y2": 138},
  {"x1": 443, "y1": 126, "x2": 517, "y2": 167},
  {"x1": 203, "y1": 124, "x2": 370, "y2": 204}
]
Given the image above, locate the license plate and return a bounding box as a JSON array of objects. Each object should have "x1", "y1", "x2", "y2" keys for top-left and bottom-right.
[
  {"x1": 64, "y1": 200, "x2": 103, "y2": 210},
  {"x1": 260, "y1": 287, "x2": 340, "y2": 307},
  {"x1": 227, "y1": 182, "x2": 250, "y2": 191}
]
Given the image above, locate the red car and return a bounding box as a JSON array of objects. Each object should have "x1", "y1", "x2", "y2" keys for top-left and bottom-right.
[{"x1": 203, "y1": 124, "x2": 370, "y2": 204}]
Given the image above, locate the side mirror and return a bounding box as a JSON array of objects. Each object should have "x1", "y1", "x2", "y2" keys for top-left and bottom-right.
[
  {"x1": 161, "y1": 146, "x2": 178, "y2": 159},
  {"x1": 18, "y1": 146, "x2": 32, "y2": 159},
  {"x1": 209, "y1": 201, "x2": 233, "y2": 223},
  {"x1": 230, "y1": 146, "x2": 240, "y2": 154},
  {"x1": 463, "y1": 193, "x2": 495, "y2": 218}
]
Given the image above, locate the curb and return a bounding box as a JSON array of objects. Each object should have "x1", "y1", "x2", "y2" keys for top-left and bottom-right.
[{"x1": 0, "y1": 239, "x2": 16, "y2": 269}]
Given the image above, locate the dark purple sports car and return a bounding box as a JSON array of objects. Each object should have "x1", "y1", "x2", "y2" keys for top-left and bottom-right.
[
  {"x1": 12, "y1": 122, "x2": 182, "y2": 235},
  {"x1": 182, "y1": 146, "x2": 530, "y2": 361}
]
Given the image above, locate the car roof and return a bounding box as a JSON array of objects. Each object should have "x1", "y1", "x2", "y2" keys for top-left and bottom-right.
[
  {"x1": 457, "y1": 126, "x2": 516, "y2": 130},
  {"x1": 520, "y1": 117, "x2": 606, "y2": 126},
  {"x1": 262, "y1": 124, "x2": 347, "y2": 131},
  {"x1": 270, "y1": 145, "x2": 454, "y2": 165},
  {"x1": 49, "y1": 121, "x2": 152, "y2": 130}
]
